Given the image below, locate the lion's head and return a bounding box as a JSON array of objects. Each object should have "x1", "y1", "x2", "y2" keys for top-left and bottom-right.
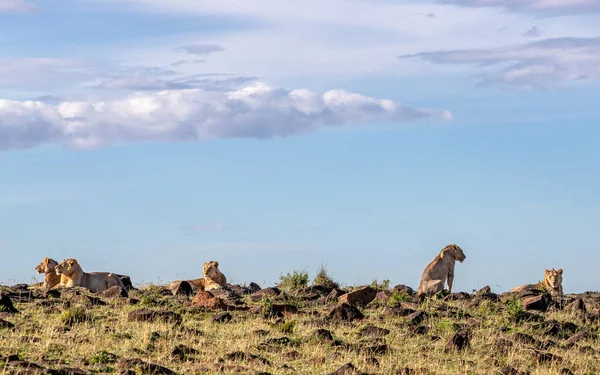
[
  {"x1": 35, "y1": 258, "x2": 58, "y2": 274},
  {"x1": 544, "y1": 268, "x2": 563, "y2": 290},
  {"x1": 444, "y1": 244, "x2": 466, "y2": 263},
  {"x1": 55, "y1": 258, "x2": 82, "y2": 277},
  {"x1": 203, "y1": 261, "x2": 221, "y2": 279}
]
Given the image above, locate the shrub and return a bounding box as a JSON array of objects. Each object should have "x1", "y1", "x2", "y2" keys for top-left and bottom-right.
[
  {"x1": 89, "y1": 351, "x2": 119, "y2": 365},
  {"x1": 387, "y1": 290, "x2": 408, "y2": 307},
  {"x1": 370, "y1": 279, "x2": 390, "y2": 291},
  {"x1": 279, "y1": 269, "x2": 309, "y2": 291},
  {"x1": 279, "y1": 320, "x2": 296, "y2": 334},
  {"x1": 60, "y1": 306, "x2": 89, "y2": 326},
  {"x1": 313, "y1": 264, "x2": 339, "y2": 289}
]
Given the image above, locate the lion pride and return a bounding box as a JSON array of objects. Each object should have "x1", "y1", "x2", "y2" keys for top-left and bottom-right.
[
  {"x1": 417, "y1": 244, "x2": 466, "y2": 296},
  {"x1": 511, "y1": 268, "x2": 563, "y2": 298},
  {"x1": 54, "y1": 258, "x2": 125, "y2": 292}
]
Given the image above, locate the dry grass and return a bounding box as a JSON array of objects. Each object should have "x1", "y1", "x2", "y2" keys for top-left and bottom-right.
[{"x1": 0, "y1": 284, "x2": 598, "y2": 375}]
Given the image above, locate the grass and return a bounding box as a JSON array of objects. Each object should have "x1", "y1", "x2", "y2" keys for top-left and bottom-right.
[
  {"x1": 278, "y1": 269, "x2": 309, "y2": 292},
  {"x1": 0, "y1": 284, "x2": 598, "y2": 375}
]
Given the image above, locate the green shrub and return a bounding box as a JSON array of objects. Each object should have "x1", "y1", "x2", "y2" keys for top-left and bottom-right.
[
  {"x1": 60, "y1": 306, "x2": 89, "y2": 326},
  {"x1": 313, "y1": 265, "x2": 339, "y2": 289},
  {"x1": 279, "y1": 320, "x2": 296, "y2": 334},
  {"x1": 279, "y1": 269, "x2": 309, "y2": 291},
  {"x1": 387, "y1": 290, "x2": 408, "y2": 307},
  {"x1": 89, "y1": 351, "x2": 119, "y2": 365},
  {"x1": 370, "y1": 279, "x2": 390, "y2": 291}
]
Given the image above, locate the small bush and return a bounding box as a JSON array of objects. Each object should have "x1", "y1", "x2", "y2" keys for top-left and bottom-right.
[
  {"x1": 279, "y1": 269, "x2": 309, "y2": 291},
  {"x1": 387, "y1": 290, "x2": 408, "y2": 307},
  {"x1": 89, "y1": 351, "x2": 119, "y2": 365},
  {"x1": 262, "y1": 297, "x2": 275, "y2": 319},
  {"x1": 279, "y1": 320, "x2": 296, "y2": 334},
  {"x1": 313, "y1": 265, "x2": 339, "y2": 289},
  {"x1": 506, "y1": 297, "x2": 524, "y2": 319},
  {"x1": 60, "y1": 306, "x2": 89, "y2": 326},
  {"x1": 370, "y1": 279, "x2": 390, "y2": 291},
  {"x1": 436, "y1": 318, "x2": 461, "y2": 334}
]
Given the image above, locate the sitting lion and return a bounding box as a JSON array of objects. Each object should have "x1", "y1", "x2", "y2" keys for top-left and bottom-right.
[
  {"x1": 35, "y1": 257, "x2": 64, "y2": 289},
  {"x1": 54, "y1": 258, "x2": 125, "y2": 293},
  {"x1": 511, "y1": 268, "x2": 563, "y2": 298},
  {"x1": 417, "y1": 244, "x2": 466, "y2": 296},
  {"x1": 190, "y1": 261, "x2": 227, "y2": 291}
]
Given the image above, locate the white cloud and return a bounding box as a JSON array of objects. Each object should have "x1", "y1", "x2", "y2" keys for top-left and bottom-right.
[
  {"x1": 0, "y1": 82, "x2": 451, "y2": 151},
  {"x1": 439, "y1": 0, "x2": 600, "y2": 16},
  {"x1": 175, "y1": 44, "x2": 225, "y2": 56},
  {"x1": 400, "y1": 37, "x2": 600, "y2": 88},
  {"x1": 0, "y1": 0, "x2": 36, "y2": 12}
]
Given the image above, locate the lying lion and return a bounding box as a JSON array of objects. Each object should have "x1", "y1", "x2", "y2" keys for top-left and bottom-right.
[
  {"x1": 35, "y1": 257, "x2": 64, "y2": 289},
  {"x1": 417, "y1": 244, "x2": 466, "y2": 296},
  {"x1": 511, "y1": 268, "x2": 563, "y2": 298},
  {"x1": 54, "y1": 258, "x2": 125, "y2": 293},
  {"x1": 171, "y1": 261, "x2": 227, "y2": 292}
]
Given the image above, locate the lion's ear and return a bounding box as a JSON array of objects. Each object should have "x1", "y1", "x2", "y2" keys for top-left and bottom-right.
[
  {"x1": 557, "y1": 269, "x2": 563, "y2": 275},
  {"x1": 203, "y1": 262, "x2": 207, "y2": 267},
  {"x1": 213, "y1": 261, "x2": 219, "y2": 268},
  {"x1": 544, "y1": 269, "x2": 549, "y2": 274}
]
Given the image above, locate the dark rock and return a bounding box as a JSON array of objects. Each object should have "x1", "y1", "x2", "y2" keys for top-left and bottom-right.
[
  {"x1": 168, "y1": 281, "x2": 193, "y2": 296},
  {"x1": 328, "y1": 303, "x2": 364, "y2": 321},
  {"x1": 476, "y1": 286, "x2": 491, "y2": 294},
  {"x1": 376, "y1": 290, "x2": 392, "y2": 303},
  {"x1": 391, "y1": 284, "x2": 414, "y2": 295},
  {"x1": 225, "y1": 351, "x2": 270, "y2": 365},
  {"x1": 565, "y1": 331, "x2": 590, "y2": 346},
  {"x1": 248, "y1": 282, "x2": 261, "y2": 293},
  {"x1": 170, "y1": 344, "x2": 198, "y2": 361},
  {"x1": 359, "y1": 325, "x2": 390, "y2": 338},
  {"x1": 0, "y1": 293, "x2": 18, "y2": 313},
  {"x1": 127, "y1": 309, "x2": 182, "y2": 324},
  {"x1": 0, "y1": 319, "x2": 15, "y2": 329},
  {"x1": 115, "y1": 275, "x2": 134, "y2": 290},
  {"x1": 532, "y1": 350, "x2": 562, "y2": 365},
  {"x1": 409, "y1": 325, "x2": 428, "y2": 335},
  {"x1": 510, "y1": 310, "x2": 545, "y2": 323},
  {"x1": 272, "y1": 304, "x2": 299, "y2": 316},
  {"x1": 326, "y1": 288, "x2": 346, "y2": 301},
  {"x1": 407, "y1": 311, "x2": 426, "y2": 325},
  {"x1": 118, "y1": 358, "x2": 176, "y2": 374},
  {"x1": 50, "y1": 367, "x2": 90, "y2": 375},
  {"x1": 361, "y1": 344, "x2": 389, "y2": 355},
  {"x1": 283, "y1": 350, "x2": 301, "y2": 360},
  {"x1": 338, "y1": 286, "x2": 377, "y2": 306},
  {"x1": 212, "y1": 312, "x2": 232, "y2": 323},
  {"x1": 45, "y1": 289, "x2": 61, "y2": 298},
  {"x1": 560, "y1": 368, "x2": 575, "y2": 375},
  {"x1": 249, "y1": 287, "x2": 281, "y2": 301},
  {"x1": 99, "y1": 286, "x2": 128, "y2": 299},
  {"x1": 445, "y1": 330, "x2": 471, "y2": 352},
  {"x1": 312, "y1": 328, "x2": 334, "y2": 341},
  {"x1": 566, "y1": 298, "x2": 586, "y2": 313},
  {"x1": 329, "y1": 363, "x2": 365, "y2": 375},
  {"x1": 523, "y1": 294, "x2": 551, "y2": 312},
  {"x1": 382, "y1": 306, "x2": 416, "y2": 317},
  {"x1": 444, "y1": 292, "x2": 471, "y2": 301}
]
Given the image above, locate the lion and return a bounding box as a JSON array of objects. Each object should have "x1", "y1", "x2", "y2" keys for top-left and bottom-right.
[
  {"x1": 417, "y1": 244, "x2": 466, "y2": 296},
  {"x1": 510, "y1": 268, "x2": 563, "y2": 298},
  {"x1": 35, "y1": 257, "x2": 64, "y2": 289},
  {"x1": 54, "y1": 258, "x2": 125, "y2": 293},
  {"x1": 189, "y1": 261, "x2": 227, "y2": 291}
]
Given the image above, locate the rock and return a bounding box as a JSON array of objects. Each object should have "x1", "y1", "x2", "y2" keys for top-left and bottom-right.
[
  {"x1": 248, "y1": 282, "x2": 261, "y2": 293},
  {"x1": 523, "y1": 294, "x2": 550, "y2": 312},
  {"x1": 225, "y1": 351, "x2": 270, "y2": 365},
  {"x1": 212, "y1": 311, "x2": 232, "y2": 323},
  {"x1": 168, "y1": 281, "x2": 194, "y2": 296},
  {"x1": 328, "y1": 303, "x2": 364, "y2": 321},
  {"x1": 391, "y1": 284, "x2": 414, "y2": 295},
  {"x1": 45, "y1": 289, "x2": 61, "y2": 298},
  {"x1": 382, "y1": 306, "x2": 416, "y2": 317},
  {"x1": 338, "y1": 286, "x2": 377, "y2": 306},
  {"x1": 376, "y1": 290, "x2": 392, "y2": 303},
  {"x1": 0, "y1": 293, "x2": 18, "y2": 313},
  {"x1": 359, "y1": 325, "x2": 390, "y2": 338},
  {"x1": 532, "y1": 350, "x2": 562, "y2": 365},
  {"x1": 565, "y1": 331, "x2": 590, "y2": 346},
  {"x1": 329, "y1": 363, "x2": 365, "y2": 375},
  {"x1": 0, "y1": 319, "x2": 15, "y2": 329},
  {"x1": 191, "y1": 291, "x2": 227, "y2": 310},
  {"x1": 445, "y1": 330, "x2": 471, "y2": 352},
  {"x1": 566, "y1": 298, "x2": 586, "y2": 313},
  {"x1": 115, "y1": 275, "x2": 134, "y2": 290},
  {"x1": 476, "y1": 286, "x2": 491, "y2": 294},
  {"x1": 118, "y1": 358, "x2": 176, "y2": 375},
  {"x1": 127, "y1": 309, "x2": 182, "y2": 324},
  {"x1": 407, "y1": 311, "x2": 426, "y2": 325},
  {"x1": 119, "y1": 371, "x2": 136, "y2": 375},
  {"x1": 270, "y1": 303, "x2": 298, "y2": 317},
  {"x1": 283, "y1": 350, "x2": 301, "y2": 360},
  {"x1": 249, "y1": 287, "x2": 281, "y2": 301},
  {"x1": 361, "y1": 344, "x2": 389, "y2": 355},
  {"x1": 326, "y1": 288, "x2": 346, "y2": 301},
  {"x1": 170, "y1": 344, "x2": 198, "y2": 361},
  {"x1": 312, "y1": 328, "x2": 334, "y2": 341},
  {"x1": 99, "y1": 286, "x2": 128, "y2": 299},
  {"x1": 445, "y1": 292, "x2": 471, "y2": 301}
]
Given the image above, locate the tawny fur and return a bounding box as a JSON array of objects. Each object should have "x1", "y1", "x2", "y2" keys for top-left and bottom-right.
[
  {"x1": 510, "y1": 268, "x2": 563, "y2": 297},
  {"x1": 54, "y1": 258, "x2": 124, "y2": 293},
  {"x1": 35, "y1": 258, "x2": 64, "y2": 289},
  {"x1": 190, "y1": 261, "x2": 227, "y2": 291},
  {"x1": 417, "y1": 244, "x2": 467, "y2": 296}
]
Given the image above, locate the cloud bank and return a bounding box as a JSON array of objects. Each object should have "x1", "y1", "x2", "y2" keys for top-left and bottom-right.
[
  {"x1": 0, "y1": 0, "x2": 36, "y2": 12},
  {"x1": 0, "y1": 83, "x2": 452, "y2": 151},
  {"x1": 400, "y1": 37, "x2": 600, "y2": 88},
  {"x1": 439, "y1": 0, "x2": 600, "y2": 16}
]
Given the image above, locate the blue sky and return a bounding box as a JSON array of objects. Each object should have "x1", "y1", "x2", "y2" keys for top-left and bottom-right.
[{"x1": 1, "y1": 0, "x2": 599, "y2": 293}]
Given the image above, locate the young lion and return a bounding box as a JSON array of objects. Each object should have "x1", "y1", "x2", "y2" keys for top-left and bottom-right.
[
  {"x1": 35, "y1": 257, "x2": 63, "y2": 289},
  {"x1": 511, "y1": 268, "x2": 563, "y2": 298},
  {"x1": 190, "y1": 261, "x2": 227, "y2": 291},
  {"x1": 54, "y1": 258, "x2": 125, "y2": 293},
  {"x1": 417, "y1": 244, "x2": 466, "y2": 296}
]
